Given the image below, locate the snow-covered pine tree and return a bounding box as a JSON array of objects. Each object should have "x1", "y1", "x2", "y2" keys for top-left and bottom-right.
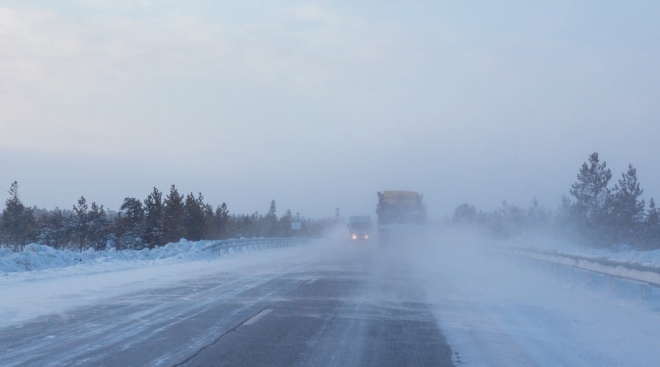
[
  {"x1": 644, "y1": 198, "x2": 660, "y2": 249},
  {"x1": 71, "y1": 196, "x2": 90, "y2": 252},
  {"x1": 37, "y1": 207, "x2": 69, "y2": 250},
  {"x1": 606, "y1": 164, "x2": 645, "y2": 246},
  {"x1": 554, "y1": 195, "x2": 580, "y2": 240},
  {"x1": 163, "y1": 185, "x2": 185, "y2": 244},
  {"x1": 264, "y1": 200, "x2": 277, "y2": 237},
  {"x1": 1, "y1": 182, "x2": 36, "y2": 250},
  {"x1": 183, "y1": 192, "x2": 205, "y2": 241},
  {"x1": 117, "y1": 197, "x2": 145, "y2": 250},
  {"x1": 279, "y1": 209, "x2": 293, "y2": 237},
  {"x1": 526, "y1": 197, "x2": 551, "y2": 231},
  {"x1": 213, "y1": 203, "x2": 230, "y2": 239},
  {"x1": 88, "y1": 202, "x2": 109, "y2": 251},
  {"x1": 569, "y1": 152, "x2": 612, "y2": 244},
  {"x1": 235, "y1": 214, "x2": 253, "y2": 238},
  {"x1": 642, "y1": 198, "x2": 660, "y2": 250},
  {"x1": 268, "y1": 200, "x2": 276, "y2": 217},
  {"x1": 201, "y1": 199, "x2": 214, "y2": 240},
  {"x1": 143, "y1": 187, "x2": 164, "y2": 248},
  {"x1": 452, "y1": 203, "x2": 477, "y2": 225}
]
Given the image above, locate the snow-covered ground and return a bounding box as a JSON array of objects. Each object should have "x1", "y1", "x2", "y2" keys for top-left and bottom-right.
[
  {"x1": 489, "y1": 233, "x2": 660, "y2": 268},
  {"x1": 0, "y1": 239, "x2": 280, "y2": 275},
  {"x1": 403, "y1": 230, "x2": 660, "y2": 366},
  {"x1": 0, "y1": 239, "x2": 313, "y2": 328}
]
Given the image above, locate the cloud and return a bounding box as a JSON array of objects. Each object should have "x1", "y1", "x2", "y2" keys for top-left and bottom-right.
[{"x1": 0, "y1": 3, "x2": 416, "y2": 156}]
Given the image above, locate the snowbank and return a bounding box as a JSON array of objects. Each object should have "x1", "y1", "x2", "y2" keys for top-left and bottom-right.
[
  {"x1": 491, "y1": 234, "x2": 660, "y2": 269},
  {"x1": 0, "y1": 238, "x2": 298, "y2": 274}
]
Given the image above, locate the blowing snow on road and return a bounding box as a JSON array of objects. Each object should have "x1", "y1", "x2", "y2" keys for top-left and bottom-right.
[{"x1": 2, "y1": 234, "x2": 660, "y2": 366}]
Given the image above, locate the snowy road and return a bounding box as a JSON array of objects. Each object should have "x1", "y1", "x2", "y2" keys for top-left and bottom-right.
[
  {"x1": 0, "y1": 240, "x2": 452, "y2": 367},
  {"x1": 3, "y1": 233, "x2": 660, "y2": 366}
]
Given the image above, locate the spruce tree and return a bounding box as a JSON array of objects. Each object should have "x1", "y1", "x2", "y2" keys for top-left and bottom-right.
[
  {"x1": 644, "y1": 198, "x2": 660, "y2": 249},
  {"x1": 163, "y1": 185, "x2": 185, "y2": 244},
  {"x1": 268, "y1": 200, "x2": 276, "y2": 217},
  {"x1": 607, "y1": 164, "x2": 645, "y2": 246},
  {"x1": 37, "y1": 207, "x2": 68, "y2": 250},
  {"x1": 527, "y1": 197, "x2": 550, "y2": 230},
  {"x1": 265, "y1": 200, "x2": 277, "y2": 236},
  {"x1": 117, "y1": 197, "x2": 145, "y2": 249},
  {"x1": 213, "y1": 203, "x2": 230, "y2": 239},
  {"x1": 569, "y1": 152, "x2": 612, "y2": 244},
  {"x1": 1, "y1": 182, "x2": 36, "y2": 250},
  {"x1": 239, "y1": 214, "x2": 254, "y2": 238},
  {"x1": 201, "y1": 200, "x2": 214, "y2": 240},
  {"x1": 183, "y1": 192, "x2": 205, "y2": 241},
  {"x1": 452, "y1": 204, "x2": 477, "y2": 224},
  {"x1": 555, "y1": 195, "x2": 580, "y2": 240},
  {"x1": 279, "y1": 209, "x2": 293, "y2": 237},
  {"x1": 144, "y1": 187, "x2": 164, "y2": 248},
  {"x1": 88, "y1": 202, "x2": 109, "y2": 251},
  {"x1": 71, "y1": 196, "x2": 90, "y2": 252}
]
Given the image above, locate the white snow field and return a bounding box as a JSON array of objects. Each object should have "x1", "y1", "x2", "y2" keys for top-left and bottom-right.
[{"x1": 404, "y1": 230, "x2": 660, "y2": 367}]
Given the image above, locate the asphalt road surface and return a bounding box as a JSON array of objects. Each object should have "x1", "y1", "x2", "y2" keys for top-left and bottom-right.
[{"x1": 0, "y1": 240, "x2": 454, "y2": 367}]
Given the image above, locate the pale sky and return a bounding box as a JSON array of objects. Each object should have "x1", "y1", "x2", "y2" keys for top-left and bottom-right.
[{"x1": 1, "y1": 1, "x2": 660, "y2": 219}]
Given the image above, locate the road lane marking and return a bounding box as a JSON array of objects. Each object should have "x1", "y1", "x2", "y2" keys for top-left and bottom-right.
[
  {"x1": 242, "y1": 309, "x2": 272, "y2": 325},
  {"x1": 306, "y1": 279, "x2": 317, "y2": 285}
]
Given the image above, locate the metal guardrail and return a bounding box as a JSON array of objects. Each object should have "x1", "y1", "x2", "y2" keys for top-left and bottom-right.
[
  {"x1": 500, "y1": 247, "x2": 660, "y2": 290},
  {"x1": 202, "y1": 237, "x2": 312, "y2": 254}
]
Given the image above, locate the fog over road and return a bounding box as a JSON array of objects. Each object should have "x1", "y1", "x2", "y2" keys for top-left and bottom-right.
[{"x1": 3, "y1": 233, "x2": 660, "y2": 366}]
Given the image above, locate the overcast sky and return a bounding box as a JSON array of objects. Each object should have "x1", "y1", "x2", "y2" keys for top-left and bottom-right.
[{"x1": 1, "y1": 1, "x2": 660, "y2": 220}]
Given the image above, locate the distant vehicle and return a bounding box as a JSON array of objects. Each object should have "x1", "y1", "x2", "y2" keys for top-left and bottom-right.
[
  {"x1": 347, "y1": 216, "x2": 373, "y2": 241},
  {"x1": 376, "y1": 191, "x2": 426, "y2": 240}
]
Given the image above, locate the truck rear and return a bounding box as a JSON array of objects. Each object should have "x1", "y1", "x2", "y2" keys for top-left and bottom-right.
[{"x1": 376, "y1": 191, "x2": 426, "y2": 241}]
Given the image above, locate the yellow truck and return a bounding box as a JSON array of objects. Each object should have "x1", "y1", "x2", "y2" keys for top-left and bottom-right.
[{"x1": 376, "y1": 191, "x2": 426, "y2": 239}]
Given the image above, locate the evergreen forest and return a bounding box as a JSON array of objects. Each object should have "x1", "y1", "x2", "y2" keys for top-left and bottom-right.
[
  {"x1": 0, "y1": 184, "x2": 337, "y2": 252},
  {"x1": 451, "y1": 152, "x2": 660, "y2": 250}
]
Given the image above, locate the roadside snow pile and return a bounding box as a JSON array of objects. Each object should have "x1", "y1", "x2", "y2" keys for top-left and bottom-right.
[
  {"x1": 0, "y1": 240, "x2": 216, "y2": 273},
  {"x1": 496, "y1": 234, "x2": 660, "y2": 269}
]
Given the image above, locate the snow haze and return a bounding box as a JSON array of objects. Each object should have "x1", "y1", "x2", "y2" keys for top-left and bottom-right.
[{"x1": 2, "y1": 1, "x2": 660, "y2": 218}]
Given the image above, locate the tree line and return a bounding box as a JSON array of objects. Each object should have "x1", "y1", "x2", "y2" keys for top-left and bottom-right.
[
  {"x1": 451, "y1": 152, "x2": 660, "y2": 250},
  {"x1": 1, "y1": 183, "x2": 336, "y2": 252}
]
